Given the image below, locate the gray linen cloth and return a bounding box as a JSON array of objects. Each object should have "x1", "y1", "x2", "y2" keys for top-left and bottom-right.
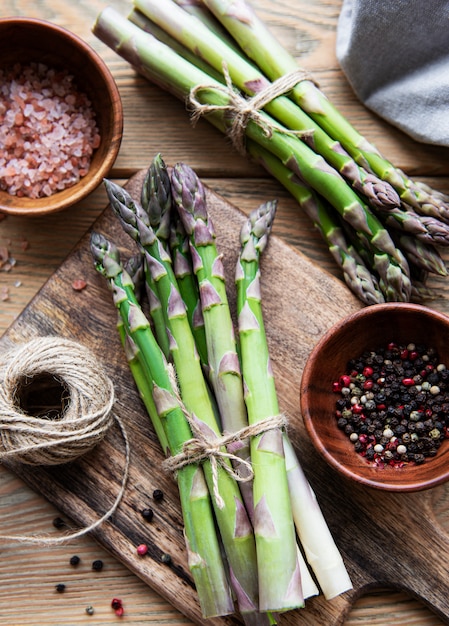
[{"x1": 336, "y1": 0, "x2": 449, "y2": 146}]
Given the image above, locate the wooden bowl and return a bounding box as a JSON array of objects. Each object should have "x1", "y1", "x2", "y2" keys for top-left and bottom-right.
[
  {"x1": 0, "y1": 17, "x2": 123, "y2": 216},
  {"x1": 300, "y1": 302, "x2": 449, "y2": 492}
]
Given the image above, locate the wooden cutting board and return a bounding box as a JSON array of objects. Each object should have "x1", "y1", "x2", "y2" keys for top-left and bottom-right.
[{"x1": 1, "y1": 170, "x2": 449, "y2": 625}]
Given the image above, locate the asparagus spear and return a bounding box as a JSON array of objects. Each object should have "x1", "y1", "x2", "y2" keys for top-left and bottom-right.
[
  {"x1": 170, "y1": 162, "x2": 255, "y2": 519},
  {"x1": 375, "y1": 204, "x2": 449, "y2": 247},
  {"x1": 129, "y1": 9, "x2": 230, "y2": 93},
  {"x1": 90, "y1": 232, "x2": 234, "y2": 618},
  {"x1": 236, "y1": 200, "x2": 303, "y2": 611},
  {"x1": 202, "y1": 0, "x2": 449, "y2": 220},
  {"x1": 117, "y1": 315, "x2": 170, "y2": 454},
  {"x1": 138, "y1": 155, "x2": 172, "y2": 358},
  {"x1": 141, "y1": 153, "x2": 208, "y2": 362},
  {"x1": 246, "y1": 139, "x2": 385, "y2": 305},
  {"x1": 93, "y1": 9, "x2": 412, "y2": 302},
  {"x1": 120, "y1": 254, "x2": 170, "y2": 452},
  {"x1": 140, "y1": 152, "x2": 173, "y2": 243},
  {"x1": 134, "y1": 0, "x2": 400, "y2": 212},
  {"x1": 103, "y1": 180, "x2": 263, "y2": 618},
  {"x1": 169, "y1": 214, "x2": 209, "y2": 368},
  {"x1": 282, "y1": 437, "x2": 353, "y2": 600},
  {"x1": 391, "y1": 232, "x2": 448, "y2": 277}
]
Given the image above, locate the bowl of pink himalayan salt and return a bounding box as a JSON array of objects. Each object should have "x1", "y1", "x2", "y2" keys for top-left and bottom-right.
[
  {"x1": 301, "y1": 302, "x2": 449, "y2": 492},
  {"x1": 0, "y1": 17, "x2": 123, "y2": 216}
]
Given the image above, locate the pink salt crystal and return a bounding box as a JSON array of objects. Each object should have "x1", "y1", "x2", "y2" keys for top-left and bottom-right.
[{"x1": 0, "y1": 62, "x2": 101, "y2": 199}]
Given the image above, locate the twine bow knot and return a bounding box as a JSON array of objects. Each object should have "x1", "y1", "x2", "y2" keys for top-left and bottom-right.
[
  {"x1": 163, "y1": 368, "x2": 288, "y2": 509},
  {"x1": 188, "y1": 63, "x2": 318, "y2": 155}
]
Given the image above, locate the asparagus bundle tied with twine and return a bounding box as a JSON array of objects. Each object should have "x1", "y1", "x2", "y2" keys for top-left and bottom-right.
[
  {"x1": 93, "y1": 0, "x2": 449, "y2": 305},
  {"x1": 90, "y1": 154, "x2": 352, "y2": 621}
]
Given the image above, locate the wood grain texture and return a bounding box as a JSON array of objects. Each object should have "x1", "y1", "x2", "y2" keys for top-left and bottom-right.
[
  {"x1": 0, "y1": 172, "x2": 448, "y2": 626},
  {"x1": 1, "y1": 0, "x2": 449, "y2": 624}
]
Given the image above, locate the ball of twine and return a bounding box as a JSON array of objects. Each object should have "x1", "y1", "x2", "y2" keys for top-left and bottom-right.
[{"x1": 0, "y1": 336, "x2": 115, "y2": 465}]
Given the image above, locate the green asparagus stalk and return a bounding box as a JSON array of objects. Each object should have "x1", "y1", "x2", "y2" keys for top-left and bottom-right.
[
  {"x1": 202, "y1": 0, "x2": 449, "y2": 220},
  {"x1": 338, "y1": 219, "x2": 412, "y2": 302},
  {"x1": 121, "y1": 254, "x2": 170, "y2": 453},
  {"x1": 170, "y1": 163, "x2": 255, "y2": 509},
  {"x1": 235, "y1": 200, "x2": 352, "y2": 600},
  {"x1": 235, "y1": 199, "x2": 303, "y2": 611},
  {"x1": 144, "y1": 153, "x2": 209, "y2": 366},
  {"x1": 133, "y1": 0, "x2": 400, "y2": 212},
  {"x1": 102, "y1": 180, "x2": 263, "y2": 617},
  {"x1": 246, "y1": 139, "x2": 385, "y2": 305},
  {"x1": 90, "y1": 232, "x2": 234, "y2": 618},
  {"x1": 140, "y1": 152, "x2": 173, "y2": 243},
  {"x1": 93, "y1": 9, "x2": 411, "y2": 302},
  {"x1": 130, "y1": 154, "x2": 172, "y2": 359},
  {"x1": 375, "y1": 205, "x2": 449, "y2": 247},
  {"x1": 391, "y1": 232, "x2": 448, "y2": 277},
  {"x1": 117, "y1": 315, "x2": 170, "y2": 454},
  {"x1": 129, "y1": 9, "x2": 229, "y2": 88},
  {"x1": 169, "y1": 215, "x2": 209, "y2": 368}
]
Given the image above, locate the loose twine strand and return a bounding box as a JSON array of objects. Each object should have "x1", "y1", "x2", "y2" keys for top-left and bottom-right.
[
  {"x1": 0, "y1": 337, "x2": 129, "y2": 545},
  {"x1": 163, "y1": 364, "x2": 288, "y2": 509},
  {"x1": 188, "y1": 63, "x2": 318, "y2": 155}
]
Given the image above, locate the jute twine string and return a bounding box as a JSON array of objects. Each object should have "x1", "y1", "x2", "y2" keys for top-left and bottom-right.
[
  {"x1": 0, "y1": 337, "x2": 129, "y2": 544},
  {"x1": 188, "y1": 63, "x2": 318, "y2": 155},
  {"x1": 163, "y1": 365, "x2": 288, "y2": 509}
]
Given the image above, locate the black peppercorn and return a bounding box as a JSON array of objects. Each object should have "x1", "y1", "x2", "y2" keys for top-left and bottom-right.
[
  {"x1": 153, "y1": 489, "x2": 164, "y2": 501},
  {"x1": 92, "y1": 559, "x2": 104, "y2": 571},
  {"x1": 141, "y1": 508, "x2": 154, "y2": 522},
  {"x1": 52, "y1": 517, "x2": 65, "y2": 529}
]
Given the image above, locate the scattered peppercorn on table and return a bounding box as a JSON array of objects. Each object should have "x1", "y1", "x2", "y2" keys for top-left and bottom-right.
[{"x1": 1, "y1": 0, "x2": 449, "y2": 624}]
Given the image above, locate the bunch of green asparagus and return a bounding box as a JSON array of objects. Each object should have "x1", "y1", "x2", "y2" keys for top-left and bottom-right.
[
  {"x1": 90, "y1": 154, "x2": 352, "y2": 622},
  {"x1": 92, "y1": 0, "x2": 449, "y2": 305}
]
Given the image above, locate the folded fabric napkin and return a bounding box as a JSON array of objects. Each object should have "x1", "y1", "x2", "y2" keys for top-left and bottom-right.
[{"x1": 336, "y1": 0, "x2": 449, "y2": 146}]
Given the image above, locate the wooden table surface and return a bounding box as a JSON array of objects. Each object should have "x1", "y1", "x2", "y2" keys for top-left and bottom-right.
[{"x1": 1, "y1": 0, "x2": 449, "y2": 624}]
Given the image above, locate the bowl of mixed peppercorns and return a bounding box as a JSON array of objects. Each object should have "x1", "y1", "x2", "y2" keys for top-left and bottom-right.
[
  {"x1": 300, "y1": 302, "x2": 449, "y2": 491},
  {"x1": 0, "y1": 17, "x2": 123, "y2": 216}
]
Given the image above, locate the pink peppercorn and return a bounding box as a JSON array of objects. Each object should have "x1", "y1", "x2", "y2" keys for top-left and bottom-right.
[
  {"x1": 339, "y1": 374, "x2": 351, "y2": 387},
  {"x1": 332, "y1": 381, "x2": 342, "y2": 393},
  {"x1": 402, "y1": 378, "x2": 415, "y2": 386},
  {"x1": 111, "y1": 598, "x2": 124, "y2": 616},
  {"x1": 137, "y1": 544, "x2": 148, "y2": 556},
  {"x1": 362, "y1": 366, "x2": 373, "y2": 377}
]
